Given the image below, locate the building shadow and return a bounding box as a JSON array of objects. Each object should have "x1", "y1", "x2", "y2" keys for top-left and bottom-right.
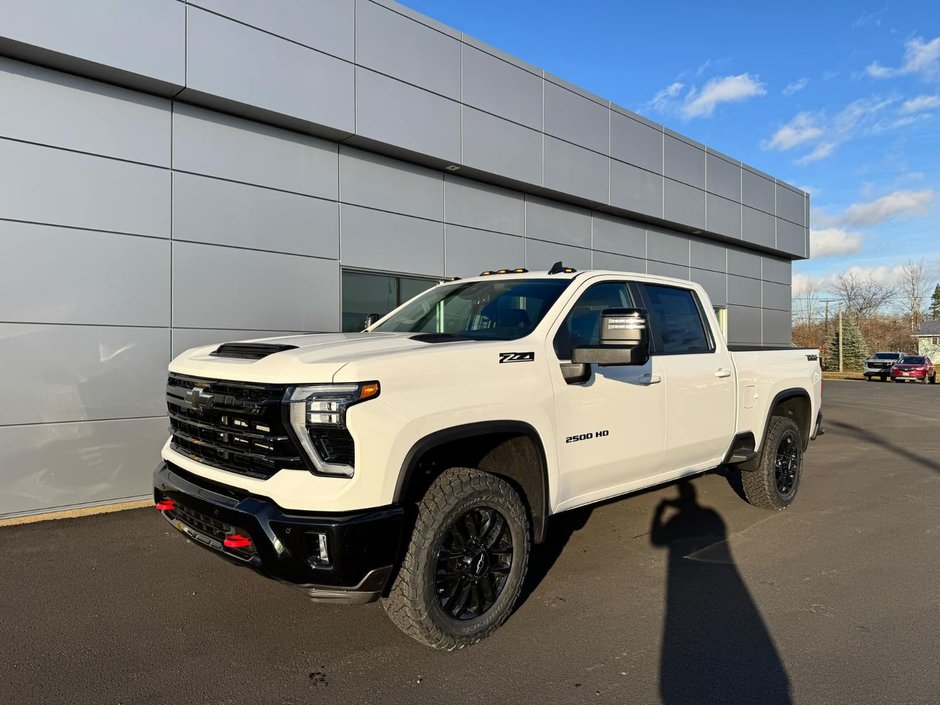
[
  {"x1": 827, "y1": 419, "x2": 940, "y2": 475},
  {"x1": 651, "y1": 482, "x2": 791, "y2": 705}
]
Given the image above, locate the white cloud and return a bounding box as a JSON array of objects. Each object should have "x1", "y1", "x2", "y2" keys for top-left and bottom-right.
[
  {"x1": 681, "y1": 74, "x2": 766, "y2": 118},
  {"x1": 783, "y1": 78, "x2": 809, "y2": 96},
  {"x1": 836, "y1": 189, "x2": 935, "y2": 226},
  {"x1": 765, "y1": 112, "x2": 823, "y2": 149},
  {"x1": 647, "y1": 74, "x2": 765, "y2": 119},
  {"x1": 809, "y1": 228, "x2": 864, "y2": 258},
  {"x1": 866, "y1": 35, "x2": 940, "y2": 80},
  {"x1": 763, "y1": 96, "x2": 896, "y2": 163},
  {"x1": 901, "y1": 95, "x2": 940, "y2": 113}
]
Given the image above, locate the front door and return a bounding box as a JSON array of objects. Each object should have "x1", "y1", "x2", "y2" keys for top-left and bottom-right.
[{"x1": 548, "y1": 279, "x2": 666, "y2": 511}]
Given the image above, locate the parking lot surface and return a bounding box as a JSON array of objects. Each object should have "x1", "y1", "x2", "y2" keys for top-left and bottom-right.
[{"x1": 2, "y1": 381, "x2": 938, "y2": 705}]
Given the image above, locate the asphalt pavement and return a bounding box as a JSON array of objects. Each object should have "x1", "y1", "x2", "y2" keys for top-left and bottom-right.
[{"x1": 2, "y1": 380, "x2": 938, "y2": 705}]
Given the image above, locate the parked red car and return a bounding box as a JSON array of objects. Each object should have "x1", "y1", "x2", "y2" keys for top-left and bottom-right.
[{"x1": 890, "y1": 356, "x2": 936, "y2": 384}]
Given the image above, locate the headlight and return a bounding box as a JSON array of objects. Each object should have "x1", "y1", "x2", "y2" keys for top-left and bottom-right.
[{"x1": 286, "y1": 382, "x2": 380, "y2": 477}]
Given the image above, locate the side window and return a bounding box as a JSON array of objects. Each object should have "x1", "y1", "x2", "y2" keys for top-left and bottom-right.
[
  {"x1": 553, "y1": 282, "x2": 633, "y2": 359},
  {"x1": 642, "y1": 284, "x2": 713, "y2": 355}
]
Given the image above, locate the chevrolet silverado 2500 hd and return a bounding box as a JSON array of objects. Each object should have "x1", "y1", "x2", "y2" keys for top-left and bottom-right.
[{"x1": 154, "y1": 265, "x2": 823, "y2": 649}]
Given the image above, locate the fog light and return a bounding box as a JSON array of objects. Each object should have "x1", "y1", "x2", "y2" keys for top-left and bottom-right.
[
  {"x1": 307, "y1": 532, "x2": 330, "y2": 566},
  {"x1": 155, "y1": 499, "x2": 175, "y2": 511}
]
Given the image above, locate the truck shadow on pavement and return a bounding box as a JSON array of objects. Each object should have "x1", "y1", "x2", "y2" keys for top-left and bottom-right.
[{"x1": 650, "y1": 482, "x2": 792, "y2": 705}]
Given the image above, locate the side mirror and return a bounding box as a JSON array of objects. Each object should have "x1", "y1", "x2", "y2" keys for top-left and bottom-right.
[
  {"x1": 571, "y1": 308, "x2": 650, "y2": 366},
  {"x1": 363, "y1": 313, "x2": 382, "y2": 330}
]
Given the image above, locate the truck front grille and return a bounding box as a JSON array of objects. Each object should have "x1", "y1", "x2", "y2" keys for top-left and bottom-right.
[{"x1": 167, "y1": 373, "x2": 304, "y2": 480}]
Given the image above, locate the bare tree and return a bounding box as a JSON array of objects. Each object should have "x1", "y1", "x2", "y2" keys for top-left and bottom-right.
[
  {"x1": 792, "y1": 277, "x2": 821, "y2": 325},
  {"x1": 896, "y1": 259, "x2": 932, "y2": 332},
  {"x1": 831, "y1": 270, "x2": 896, "y2": 320}
]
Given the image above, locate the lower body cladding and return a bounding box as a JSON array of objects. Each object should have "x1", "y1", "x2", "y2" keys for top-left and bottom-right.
[{"x1": 154, "y1": 462, "x2": 403, "y2": 603}]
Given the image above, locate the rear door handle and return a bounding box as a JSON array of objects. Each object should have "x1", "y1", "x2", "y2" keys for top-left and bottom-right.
[
  {"x1": 715, "y1": 368, "x2": 732, "y2": 378},
  {"x1": 639, "y1": 374, "x2": 662, "y2": 385}
]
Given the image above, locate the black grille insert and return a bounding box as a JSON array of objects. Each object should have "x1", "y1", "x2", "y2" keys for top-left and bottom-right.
[{"x1": 167, "y1": 373, "x2": 303, "y2": 479}]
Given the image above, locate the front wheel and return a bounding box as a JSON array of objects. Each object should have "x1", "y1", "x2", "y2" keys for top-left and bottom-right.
[
  {"x1": 383, "y1": 467, "x2": 531, "y2": 650},
  {"x1": 742, "y1": 416, "x2": 803, "y2": 510}
]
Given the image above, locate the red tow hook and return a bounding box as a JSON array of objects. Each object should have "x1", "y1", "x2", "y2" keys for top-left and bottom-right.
[
  {"x1": 223, "y1": 534, "x2": 252, "y2": 549},
  {"x1": 155, "y1": 499, "x2": 175, "y2": 511}
]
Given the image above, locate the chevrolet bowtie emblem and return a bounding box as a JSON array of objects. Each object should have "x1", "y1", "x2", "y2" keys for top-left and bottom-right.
[{"x1": 183, "y1": 386, "x2": 215, "y2": 411}]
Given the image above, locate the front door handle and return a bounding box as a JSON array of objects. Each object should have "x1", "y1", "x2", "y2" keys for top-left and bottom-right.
[{"x1": 715, "y1": 368, "x2": 732, "y2": 378}]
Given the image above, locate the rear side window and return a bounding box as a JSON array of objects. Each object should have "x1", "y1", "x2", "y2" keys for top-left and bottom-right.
[{"x1": 642, "y1": 284, "x2": 713, "y2": 355}]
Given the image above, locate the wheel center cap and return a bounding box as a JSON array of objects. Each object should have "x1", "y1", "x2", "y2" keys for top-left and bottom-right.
[{"x1": 471, "y1": 551, "x2": 489, "y2": 577}]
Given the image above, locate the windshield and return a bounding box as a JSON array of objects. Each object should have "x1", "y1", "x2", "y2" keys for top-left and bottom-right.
[
  {"x1": 874, "y1": 353, "x2": 901, "y2": 359},
  {"x1": 899, "y1": 356, "x2": 926, "y2": 365},
  {"x1": 372, "y1": 278, "x2": 572, "y2": 340}
]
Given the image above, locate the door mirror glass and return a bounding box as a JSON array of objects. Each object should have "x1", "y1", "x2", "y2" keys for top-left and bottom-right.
[{"x1": 571, "y1": 308, "x2": 649, "y2": 366}]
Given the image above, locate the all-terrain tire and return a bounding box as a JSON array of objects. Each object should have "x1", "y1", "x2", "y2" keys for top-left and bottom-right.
[
  {"x1": 382, "y1": 467, "x2": 530, "y2": 650},
  {"x1": 742, "y1": 416, "x2": 803, "y2": 510}
]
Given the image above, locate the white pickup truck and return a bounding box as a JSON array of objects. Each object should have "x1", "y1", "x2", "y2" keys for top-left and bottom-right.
[{"x1": 154, "y1": 265, "x2": 823, "y2": 649}]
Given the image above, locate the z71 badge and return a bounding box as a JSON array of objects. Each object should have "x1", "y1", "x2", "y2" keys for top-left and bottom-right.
[{"x1": 499, "y1": 352, "x2": 535, "y2": 363}]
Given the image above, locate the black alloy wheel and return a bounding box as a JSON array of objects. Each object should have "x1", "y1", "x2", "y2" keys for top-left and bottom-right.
[
  {"x1": 434, "y1": 506, "x2": 513, "y2": 621},
  {"x1": 774, "y1": 431, "x2": 800, "y2": 495}
]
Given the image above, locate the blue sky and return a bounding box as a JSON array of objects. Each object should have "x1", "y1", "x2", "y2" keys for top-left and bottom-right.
[{"x1": 405, "y1": 0, "x2": 940, "y2": 297}]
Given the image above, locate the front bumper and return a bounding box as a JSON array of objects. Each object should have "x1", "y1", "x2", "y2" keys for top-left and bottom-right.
[
  {"x1": 863, "y1": 368, "x2": 890, "y2": 377},
  {"x1": 154, "y1": 462, "x2": 403, "y2": 603}
]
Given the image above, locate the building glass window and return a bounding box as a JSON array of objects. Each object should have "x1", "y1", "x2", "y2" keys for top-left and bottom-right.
[{"x1": 341, "y1": 270, "x2": 438, "y2": 332}]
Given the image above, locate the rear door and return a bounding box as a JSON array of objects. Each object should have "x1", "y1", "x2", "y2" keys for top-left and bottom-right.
[
  {"x1": 638, "y1": 282, "x2": 735, "y2": 472},
  {"x1": 548, "y1": 279, "x2": 666, "y2": 510}
]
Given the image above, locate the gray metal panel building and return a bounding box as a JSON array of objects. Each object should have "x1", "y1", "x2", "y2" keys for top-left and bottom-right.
[{"x1": 0, "y1": 0, "x2": 808, "y2": 518}]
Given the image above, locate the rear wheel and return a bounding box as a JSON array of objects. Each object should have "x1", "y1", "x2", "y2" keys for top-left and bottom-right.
[
  {"x1": 742, "y1": 416, "x2": 803, "y2": 510},
  {"x1": 383, "y1": 467, "x2": 530, "y2": 650}
]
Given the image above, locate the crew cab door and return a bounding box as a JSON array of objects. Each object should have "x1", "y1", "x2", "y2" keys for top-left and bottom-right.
[
  {"x1": 637, "y1": 282, "x2": 735, "y2": 471},
  {"x1": 548, "y1": 279, "x2": 666, "y2": 510}
]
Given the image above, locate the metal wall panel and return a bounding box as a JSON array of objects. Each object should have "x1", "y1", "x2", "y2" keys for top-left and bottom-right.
[
  {"x1": 0, "y1": 417, "x2": 168, "y2": 518},
  {"x1": 776, "y1": 184, "x2": 805, "y2": 225},
  {"x1": 762, "y1": 281, "x2": 791, "y2": 311},
  {"x1": 0, "y1": 324, "x2": 169, "y2": 425},
  {"x1": 610, "y1": 111, "x2": 663, "y2": 173},
  {"x1": 727, "y1": 304, "x2": 762, "y2": 345},
  {"x1": 185, "y1": 8, "x2": 355, "y2": 133},
  {"x1": 610, "y1": 161, "x2": 663, "y2": 218},
  {"x1": 188, "y1": 0, "x2": 355, "y2": 61},
  {"x1": 172, "y1": 242, "x2": 339, "y2": 331},
  {"x1": 542, "y1": 136, "x2": 609, "y2": 203},
  {"x1": 356, "y1": 0, "x2": 459, "y2": 99},
  {"x1": 742, "y1": 168, "x2": 775, "y2": 214},
  {"x1": 762, "y1": 309, "x2": 792, "y2": 346},
  {"x1": 340, "y1": 205, "x2": 444, "y2": 276},
  {"x1": 0, "y1": 139, "x2": 170, "y2": 237},
  {"x1": 172, "y1": 104, "x2": 338, "y2": 198},
  {"x1": 0, "y1": 58, "x2": 171, "y2": 167},
  {"x1": 664, "y1": 135, "x2": 705, "y2": 189},
  {"x1": 647, "y1": 260, "x2": 690, "y2": 279},
  {"x1": 664, "y1": 179, "x2": 705, "y2": 230},
  {"x1": 705, "y1": 152, "x2": 741, "y2": 201},
  {"x1": 592, "y1": 214, "x2": 646, "y2": 258},
  {"x1": 776, "y1": 219, "x2": 806, "y2": 257},
  {"x1": 444, "y1": 225, "x2": 524, "y2": 278},
  {"x1": 461, "y1": 106, "x2": 542, "y2": 185},
  {"x1": 356, "y1": 68, "x2": 460, "y2": 163},
  {"x1": 525, "y1": 197, "x2": 592, "y2": 248},
  {"x1": 340, "y1": 147, "x2": 443, "y2": 221},
  {"x1": 706, "y1": 193, "x2": 742, "y2": 239},
  {"x1": 727, "y1": 248, "x2": 762, "y2": 279},
  {"x1": 172, "y1": 173, "x2": 339, "y2": 259},
  {"x1": 461, "y1": 45, "x2": 542, "y2": 130},
  {"x1": 690, "y1": 238, "x2": 727, "y2": 273},
  {"x1": 444, "y1": 176, "x2": 525, "y2": 236},
  {"x1": 0, "y1": 0, "x2": 185, "y2": 88},
  {"x1": 172, "y1": 328, "x2": 302, "y2": 357},
  {"x1": 525, "y1": 238, "x2": 592, "y2": 271},
  {"x1": 592, "y1": 251, "x2": 646, "y2": 274},
  {"x1": 762, "y1": 256, "x2": 792, "y2": 285},
  {"x1": 0, "y1": 221, "x2": 169, "y2": 327},
  {"x1": 728, "y1": 274, "x2": 763, "y2": 306},
  {"x1": 543, "y1": 81, "x2": 608, "y2": 154},
  {"x1": 690, "y1": 268, "x2": 727, "y2": 307},
  {"x1": 743, "y1": 206, "x2": 776, "y2": 249},
  {"x1": 647, "y1": 228, "x2": 691, "y2": 266}
]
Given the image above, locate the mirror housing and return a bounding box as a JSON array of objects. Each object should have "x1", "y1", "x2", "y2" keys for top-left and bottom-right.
[
  {"x1": 571, "y1": 308, "x2": 649, "y2": 366},
  {"x1": 363, "y1": 313, "x2": 382, "y2": 330}
]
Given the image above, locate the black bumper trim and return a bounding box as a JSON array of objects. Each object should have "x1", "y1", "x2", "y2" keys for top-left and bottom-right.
[{"x1": 154, "y1": 462, "x2": 403, "y2": 602}]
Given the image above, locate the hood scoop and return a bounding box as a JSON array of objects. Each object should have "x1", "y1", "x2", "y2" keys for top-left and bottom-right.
[{"x1": 209, "y1": 342, "x2": 298, "y2": 360}]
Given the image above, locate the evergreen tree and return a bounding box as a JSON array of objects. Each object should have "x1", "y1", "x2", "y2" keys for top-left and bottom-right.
[
  {"x1": 929, "y1": 284, "x2": 940, "y2": 321},
  {"x1": 823, "y1": 316, "x2": 869, "y2": 372}
]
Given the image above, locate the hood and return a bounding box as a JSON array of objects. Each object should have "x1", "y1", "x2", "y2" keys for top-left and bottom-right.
[{"x1": 167, "y1": 332, "x2": 479, "y2": 384}]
